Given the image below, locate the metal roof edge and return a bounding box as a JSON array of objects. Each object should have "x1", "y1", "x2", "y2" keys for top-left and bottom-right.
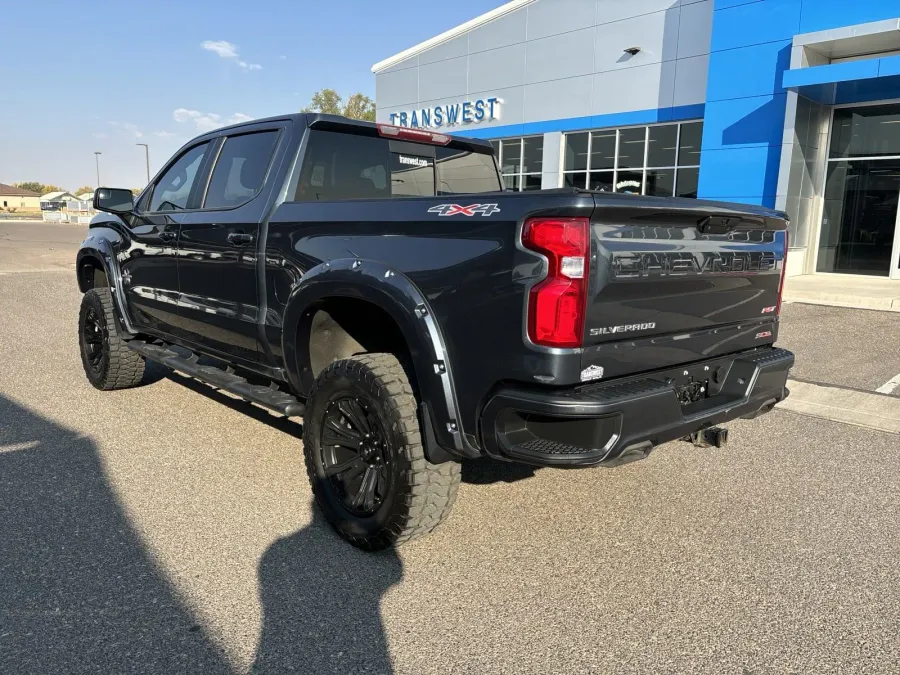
[{"x1": 371, "y1": 0, "x2": 536, "y2": 74}]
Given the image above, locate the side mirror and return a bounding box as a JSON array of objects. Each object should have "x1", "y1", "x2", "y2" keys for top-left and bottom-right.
[{"x1": 94, "y1": 187, "x2": 134, "y2": 214}]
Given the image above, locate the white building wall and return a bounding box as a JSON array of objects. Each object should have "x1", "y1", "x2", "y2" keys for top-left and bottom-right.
[{"x1": 374, "y1": 0, "x2": 714, "y2": 135}]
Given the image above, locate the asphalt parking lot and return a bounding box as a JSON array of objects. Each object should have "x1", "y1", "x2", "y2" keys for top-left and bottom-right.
[{"x1": 1, "y1": 221, "x2": 899, "y2": 674}]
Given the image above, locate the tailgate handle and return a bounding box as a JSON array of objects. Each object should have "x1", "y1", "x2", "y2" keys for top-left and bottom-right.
[{"x1": 698, "y1": 216, "x2": 737, "y2": 235}]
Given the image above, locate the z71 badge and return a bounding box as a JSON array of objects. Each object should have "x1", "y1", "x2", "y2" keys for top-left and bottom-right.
[{"x1": 428, "y1": 203, "x2": 500, "y2": 217}]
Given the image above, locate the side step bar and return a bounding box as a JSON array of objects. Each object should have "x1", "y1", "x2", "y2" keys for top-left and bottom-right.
[{"x1": 127, "y1": 340, "x2": 306, "y2": 418}]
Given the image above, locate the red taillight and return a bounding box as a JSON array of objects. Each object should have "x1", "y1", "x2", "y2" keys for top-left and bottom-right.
[
  {"x1": 776, "y1": 231, "x2": 789, "y2": 316},
  {"x1": 522, "y1": 217, "x2": 590, "y2": 348},
  {"x1": 376, "y1": 123, "x2": 451, "y2": 145}
]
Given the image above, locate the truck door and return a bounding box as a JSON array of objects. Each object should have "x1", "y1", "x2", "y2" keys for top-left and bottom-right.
[
  {"x1": 174, "y1": 127, "x2": 282, "y2": 362},
  {"x1": 122, "y1": 141, "x2": 211, "y2": 336}
]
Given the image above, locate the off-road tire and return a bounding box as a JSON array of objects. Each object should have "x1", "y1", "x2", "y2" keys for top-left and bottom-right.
[
  {"x1": 78, "y1": 287, "x2": 145, "y2": 390},
  {"x1": 303, "y1": 353, "x2": 461, "y2": 550}
]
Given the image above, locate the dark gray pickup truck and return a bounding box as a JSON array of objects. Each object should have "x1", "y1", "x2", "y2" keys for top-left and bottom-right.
[{"x1": 76, "y1": 113, "x2": 794, "y2": 549}]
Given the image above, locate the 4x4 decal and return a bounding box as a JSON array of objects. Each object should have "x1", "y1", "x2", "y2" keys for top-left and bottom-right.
[{"x1": 428, "y1": 203, "x2": 501, "y2": 217}]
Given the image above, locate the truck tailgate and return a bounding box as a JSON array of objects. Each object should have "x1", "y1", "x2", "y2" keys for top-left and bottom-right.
[{"x1": 581, "y1": 195, "x2": 788, "y2": 379}]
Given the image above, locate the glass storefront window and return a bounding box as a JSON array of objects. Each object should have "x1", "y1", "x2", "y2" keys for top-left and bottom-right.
[
  {"x1": 678, "y1": 122, "x2": 703, "y2": 166},
  {"x1": 492, "y1": 135, "x2": 544, "y2": 191},
  {"x1": 590, "y1": 130, "x2": 616, "y2": 171},
  {"x1": 562, "y1": 121, "x2": 703, "y2": 197},
  {"x1": 617, "y1": 128, "x2": 645, "y2": 169},
  {"x1": 830, "y1": 104, "x2": 900, "y2": 159},
  {"x1": 818, "y1": 158, "x2": 900, "y2": 276},
  {"x1": 647, "y1": 125, "x2": 677, "y2": 168}
]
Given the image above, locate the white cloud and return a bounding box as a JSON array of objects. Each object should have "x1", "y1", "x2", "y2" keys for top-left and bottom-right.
[
  {"x1": 201, "y1": 40, "x2": 238, "y2": 59},
  {"x1": 92, "y1": 132, "x2": 108, "y2": 139},
  {"x1": 107, "y1": 121, "x2": 143, "y2": 138},
  {"x1": 172, "y1": 108, "x2": 255, "y2": 132},
  {"x1": 122, "y1": 123, "x2": 143, "y2": 139},
  {"x1": 201, "y1": 39, "x2": 261, "y2": 71},
  {"x1": 153, "y1": 131, "x2": 177, "y2": 139}
]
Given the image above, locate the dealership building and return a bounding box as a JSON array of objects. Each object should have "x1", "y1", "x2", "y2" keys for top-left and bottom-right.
[{"x1": 374, "y1": 0, "x2": 900, "y2": 281}]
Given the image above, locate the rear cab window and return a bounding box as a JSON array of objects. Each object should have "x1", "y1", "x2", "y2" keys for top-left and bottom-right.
[{"x1": 293, "y1": 130, "x2": 501, "y2": 202}]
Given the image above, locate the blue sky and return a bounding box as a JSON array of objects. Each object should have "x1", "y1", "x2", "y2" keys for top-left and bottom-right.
[{"x1": 0, "y1": 0, "x2": 505, "y2": 191}]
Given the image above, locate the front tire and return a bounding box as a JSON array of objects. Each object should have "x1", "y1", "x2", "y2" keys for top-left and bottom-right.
[
  {"x1": 303, "y1": 353, "x2": 461, "y2": 550},
  {"x1": 78, "y1": 287, "x2": 145, "y2": 390}
]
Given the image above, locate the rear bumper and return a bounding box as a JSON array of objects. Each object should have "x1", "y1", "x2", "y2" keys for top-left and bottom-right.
[{"x1": 479, "y1": 347, "x2": 794, "y2": 467}]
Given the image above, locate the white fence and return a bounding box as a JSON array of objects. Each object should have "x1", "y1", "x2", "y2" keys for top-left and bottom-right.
[{"x1": 43, "y1": 201, "x2": 94, "y2": 224}]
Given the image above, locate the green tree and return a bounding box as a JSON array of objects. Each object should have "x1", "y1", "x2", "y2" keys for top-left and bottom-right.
[
  {"x1": 74, "y1": 185, "x2": 95, "y2": 195},
  {"x1": 130, "y1": 188, "x2": 143, "y2": 196},
  {"x1": 302, "y1": 89, "x2": 376, "y2": 122},
  {"x1": 343, "y1": 93, "x2": 376, "y2": 122},
  {"x1": 14, "y1": 181, "x2": 65, "y2": 195}
]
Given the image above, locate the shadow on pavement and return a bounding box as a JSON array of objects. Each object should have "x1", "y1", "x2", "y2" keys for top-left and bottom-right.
[
  {"x1": 461, "y1": 457, "x2": 538, "y2": 484},
  {"x1": 163, "y1": 370, "x2": 302, "y2": 436},
  {"x1": 0, "y1": 395, "x2": 401, "y2": 674},
  {"x1": 252, "y1": 504, "x2": 401, "y2": 674},
  {"x1": 0, "y1": 395, "x2": 231, "y2": 673}
]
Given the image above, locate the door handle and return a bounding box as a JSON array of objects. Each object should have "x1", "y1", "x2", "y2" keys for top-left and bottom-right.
[
  {"x1": 227, "y1": 231, "x2": 254, "y2": 246},
  {"x1": 159, "y1": 231, "x2": 177, "y2": 242}
]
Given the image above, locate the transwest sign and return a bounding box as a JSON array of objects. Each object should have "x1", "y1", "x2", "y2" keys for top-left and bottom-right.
[{"x1": 389, "y1": 97, "x2": 499, "y2": 129}]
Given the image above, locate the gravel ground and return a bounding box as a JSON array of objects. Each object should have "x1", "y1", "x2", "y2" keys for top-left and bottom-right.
[
  {"x1": 779, "y1": 302, "x2": 900, "y2": 393},
  {"x1": 1, "y1": 271, "x2": 899, "y2": 674}
]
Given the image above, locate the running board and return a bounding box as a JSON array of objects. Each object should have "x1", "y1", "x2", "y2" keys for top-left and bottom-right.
[{"x1": 127, "y1": 340, "x2": 305, "y2": 417}]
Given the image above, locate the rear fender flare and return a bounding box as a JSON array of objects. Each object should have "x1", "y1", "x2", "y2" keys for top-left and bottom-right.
[
  {"x1": 76, "y1": 225, "x2": 136, "y2": 336},
  {"x1": 282, "y1": 258, "x2": 475, "y2": 457}
]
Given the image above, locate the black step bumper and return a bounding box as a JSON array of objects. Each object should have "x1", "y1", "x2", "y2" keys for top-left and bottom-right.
[{"x1": 479, "y1": 347, "x2": 794, "y2": 468}]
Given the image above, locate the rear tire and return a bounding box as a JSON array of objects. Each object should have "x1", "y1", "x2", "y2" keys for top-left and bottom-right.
[
  {"x1": 78, "y1": 287, "x2": 145, "y2": 390},
  {"x1": 303, "y1": 353, "x2": 461, "y2": 550}
]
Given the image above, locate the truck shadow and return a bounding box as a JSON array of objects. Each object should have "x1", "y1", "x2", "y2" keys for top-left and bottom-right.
[{"x1": 0, "y1": 394, "x2": 401, "y2": 674}]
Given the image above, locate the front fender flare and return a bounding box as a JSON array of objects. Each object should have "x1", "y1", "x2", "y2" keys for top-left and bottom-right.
[
  {"x1": 76, "y1": 226, "x2": 136, "y2": 336},
  {"x1": 282, "y1": 258, "x2": 477, "y2": 458}
]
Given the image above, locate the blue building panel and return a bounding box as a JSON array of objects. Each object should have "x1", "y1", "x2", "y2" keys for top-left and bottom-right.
[
  {"x1": 705, "y1": 40, "x2": 793, "y2": 102},
  {"x1": 877, "y1": 55, "x2": 900, "y2": 78},
  {"x1": 701, "y1": 94, "x2": 787, "y2": 150},
  {"x1": 713, "y1": 0, "x2": 764, "y2": 9},
  {"x1": 783, "y1": 60, "x2": 882, "y2": 89},
  {"x1": 452, "y1": 104, "x2": 706, "y2": 139},
  {"x1": 797, "y1": 0, "x2": 900, "y2": 33},
  {"x1": 697, "y1": 145, "x2": 781, "y2": 206},
  {"x1": 710, "y1": 0, "x2": 801, "y2": 52}
]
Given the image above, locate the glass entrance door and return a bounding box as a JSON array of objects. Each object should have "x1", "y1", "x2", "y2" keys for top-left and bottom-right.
[
  {"x1": 818, "y1": 104, "x2": 900, "y2": 278},
  {"x1": 819, "y1": 159, "x2": 900, "y2": 276}
]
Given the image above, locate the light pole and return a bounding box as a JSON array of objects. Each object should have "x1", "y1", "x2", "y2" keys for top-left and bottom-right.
[
  {"x1": 136, "y1": 143, "x2": 150, "y2": 184},
  {"x1": 93, "y1": 151, "x2": 102, "y2": 187}
]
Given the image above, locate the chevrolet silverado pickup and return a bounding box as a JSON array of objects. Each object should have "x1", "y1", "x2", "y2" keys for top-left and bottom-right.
[{"x1": 76, "y1": 113, "x2": 794, "y2": 550}]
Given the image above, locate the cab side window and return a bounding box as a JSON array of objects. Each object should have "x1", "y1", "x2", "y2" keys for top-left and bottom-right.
[
  {"x1": 204, "y1": 131, "x2": 279, "y2": 209},
  {"x1": 148, "y1": 142, "x2": 210, "y2": 212}
]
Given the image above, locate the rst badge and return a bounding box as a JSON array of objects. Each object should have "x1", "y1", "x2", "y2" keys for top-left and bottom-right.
[{"x1": 428, "y1": 203, "x2": 500, "y2": 217}]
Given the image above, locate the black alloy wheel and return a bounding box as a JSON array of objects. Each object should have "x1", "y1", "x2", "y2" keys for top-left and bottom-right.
[
  {"x1": 320, "y1": 396, "x2": 393, "y2": 516},
  {"x1": 82, "y1": 305, "x2": 107, "y2": 373},
  {"x1": 77, "y1": 287, "x2": 146, "y2": 390},
  {"x1": 303, "y1": 353, "x2": 461, "y2": 550}
]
